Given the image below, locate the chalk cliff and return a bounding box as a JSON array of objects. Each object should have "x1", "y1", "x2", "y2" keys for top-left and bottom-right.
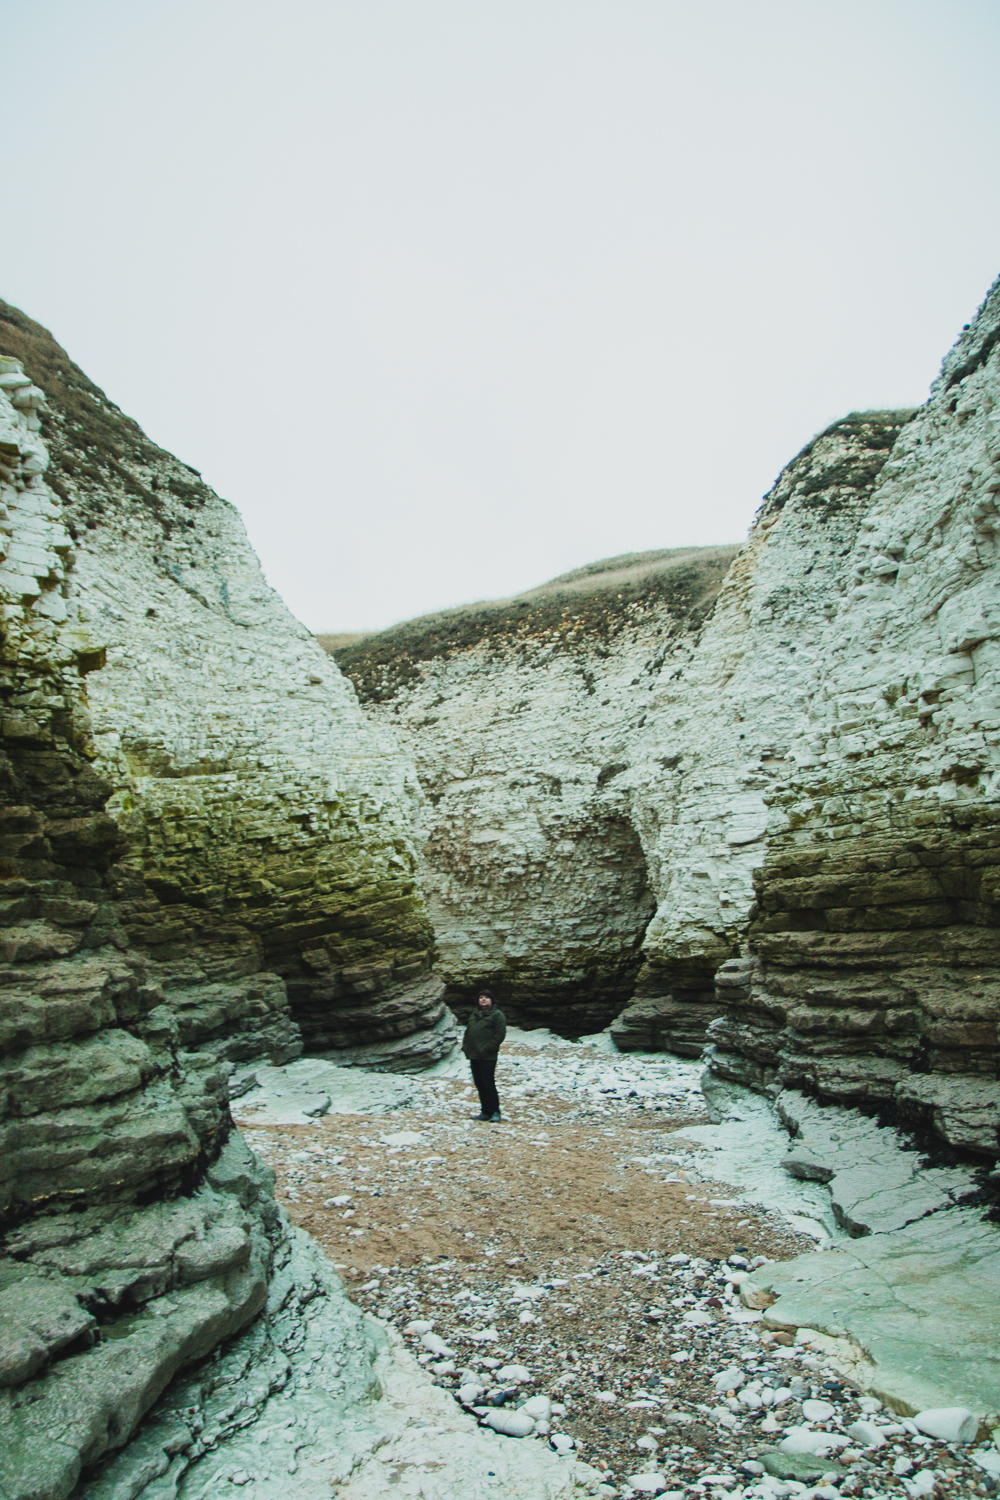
[
  {"x1": 3, "y1": 268, "x2": 999, "y2": 1495},
  {"x1": 334, "y1": 547, "x2": 738, "y2": 1035},
  {"x1": 334, "y1": 280, "x2": 1000, "y2": 1156},
  {"x1": 709, "y1": 276, "x2": 1000, "y2": 1159},
  {"x1": 0, "y1": 307, "x2": 456, "y2": 1498},
  {"x1": 0, "y1": 301, "x2": 454, "y2": 1072},
  {"x1": 0, "y1": 345, "x2": 274, "y2": 1497}
]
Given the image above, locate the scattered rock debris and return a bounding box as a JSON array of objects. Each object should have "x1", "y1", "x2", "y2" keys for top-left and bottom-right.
[{"x1": 239, "y1": 1036, "x2": 996, "y2": 1498}]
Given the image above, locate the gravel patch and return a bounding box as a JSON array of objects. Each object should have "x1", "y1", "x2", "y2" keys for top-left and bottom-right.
[{"x1": 238, "y1": 1036, "x2": 997, "y2": 1498}]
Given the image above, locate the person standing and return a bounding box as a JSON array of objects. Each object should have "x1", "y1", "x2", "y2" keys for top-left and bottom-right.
[{"x1": 462, "y1": 990, "x2": 506, "y2": 1122}]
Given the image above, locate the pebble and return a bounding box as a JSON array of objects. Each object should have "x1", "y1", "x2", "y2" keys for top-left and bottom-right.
[
  {"x1": 778, "y1": 1426, "x2": 848, "y2": 1458},
  {"x1": 276, "y1": 1035, "x2": 995, "y2": 1497},
  {"x1": 626, "y1": 1471, "x2": 666, "y2": 1493},
  {"x1": 800, "y1": 1398, "x2": 835, "y2": 1423},
  {"x1": 904, "y1": 1471, "x2": 939, "y2": 1498},
  {"x1": 420, "y1": 1331, "x2": 452, "y2": 1355},
  {"x1": 913, "y1": 1405, "x2": 978, "y2": 1443},
  {"x1": 845, "y1": 1418, "x2": 886, "y2": 1447},
  {"x1": 483, "y1": 1409, "x2": 535, "y2": 1438}
]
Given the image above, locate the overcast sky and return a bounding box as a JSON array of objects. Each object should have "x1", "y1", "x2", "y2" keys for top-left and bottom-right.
[{"x1": 3, "y1": 2, "x2": 999, "y2": 632}]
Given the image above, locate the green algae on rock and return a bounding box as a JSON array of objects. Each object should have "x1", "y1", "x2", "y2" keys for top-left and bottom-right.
[{"x1": 0, "y1": 299, "x2": 452, "y2": 1070}]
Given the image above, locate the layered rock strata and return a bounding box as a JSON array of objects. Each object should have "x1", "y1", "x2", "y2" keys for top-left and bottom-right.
[
  {"x1": 0, "y1": 302, "x2": 453, "y2": 1069},
  {"x1": 704, "y1": 278, "x2": 1000, "y2": 1156},
  {"x1": 333, "y1": 412, "x2": 913, "y2": 1046},
  {"x1": 333, "y1": 278, "x2": 1000, "y2": 1154},
  {"x1": 0, "y1": 312, "x2": 449, "y2": 1498},
  {"x1": 333, "y1": 546, "x2": 738, "y2": 1032},
  {"x1": 0, "y1": 374, "x2": 273, "y2": 1496}
]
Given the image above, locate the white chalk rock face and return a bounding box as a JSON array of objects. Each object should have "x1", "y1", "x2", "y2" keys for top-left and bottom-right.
[
  {"x1": 335, "y1": 274, "x2": 1000, "y2": 1155},
  {"x1": 336, "y1": 545, "x2": 740, "y2": 1039},
  {"x1": 338, "y1": 411, "x2": 916, "y2": 1052},
  {"x1": 707, "y1": 274, "x2": 1000, "y2": 1151},
  {"x1": 0, "y1": 308, "x2": 606, "y2": 1500},
  {"x1": 1, "y1": 314, "x2": 454, "y2": 1072}
]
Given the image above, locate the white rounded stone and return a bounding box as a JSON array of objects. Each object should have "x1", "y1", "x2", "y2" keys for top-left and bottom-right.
[
  {"x1": 845, "y1": 1419, "x2": 887, "y2": 1448},
  {"x1": 913, "y1": 1407, "x2": 978, "y2": 1444},
  {"x1": 802, "y1": 1399, "x2": 836, "y2": 1423},
  {"x1": 779, "y1": 1426, "x2": 848, "y2": 1457},
  {"x1": 626, "y1": 1473, "x2": 666, "y2": 1494},
  {"x1": 483, "y1": 1408, "x2": 535, "y2": 1438}
]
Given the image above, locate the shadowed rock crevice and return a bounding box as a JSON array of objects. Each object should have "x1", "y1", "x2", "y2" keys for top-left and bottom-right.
[
  {"x1": 330, "y1": 548, "x2": 740, "y2": 1044},
  {"x1": 610, "y1": 951, "x2": 733, "y2": 1056},
  {"x1": 442, "y1": 811, "x2": 656, "y2": 1035}
]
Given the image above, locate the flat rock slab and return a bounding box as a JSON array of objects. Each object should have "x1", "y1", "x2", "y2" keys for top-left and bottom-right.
[
  {"x1": 775, "y1": 1090, "x2": 981, "y2": 1237},
  {"x1": 759, "y1": 1448, "x2": 847, "y2": 1482},
  {"x1": 743, "y1": 1205, "x2": 1000, "y2": 1425},
  {"x1": 232, "y1": 1060, "x2": 416, "y2": 1123}
]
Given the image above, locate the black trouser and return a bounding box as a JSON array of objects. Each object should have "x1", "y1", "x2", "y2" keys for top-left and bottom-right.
[{"x1": 470, "y1": 1059, "x2": 500, "y2": 1117}]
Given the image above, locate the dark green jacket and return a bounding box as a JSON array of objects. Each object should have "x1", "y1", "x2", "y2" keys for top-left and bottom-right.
[{"x1": 462, "y1": 1006, "x2": 507, "y2": 1060}]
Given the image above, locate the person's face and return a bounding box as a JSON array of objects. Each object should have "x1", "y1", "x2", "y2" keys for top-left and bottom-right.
[{"x1": 478, "y1": 994, "x2": 492, "y2": 1011}]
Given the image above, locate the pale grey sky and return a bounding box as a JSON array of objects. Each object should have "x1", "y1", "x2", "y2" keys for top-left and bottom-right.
[{"x1": 3, "y1": 1, "x2": 999, "y2": 631}]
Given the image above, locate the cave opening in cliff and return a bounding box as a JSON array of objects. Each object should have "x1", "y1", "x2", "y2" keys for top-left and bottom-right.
[{"x1": 443, "y1": 813, "x2": 657, "y2": 1039}]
